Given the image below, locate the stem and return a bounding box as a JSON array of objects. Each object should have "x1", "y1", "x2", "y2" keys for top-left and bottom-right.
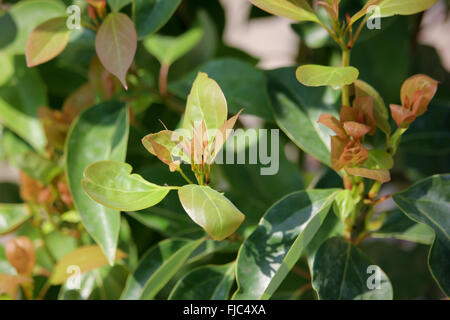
[
  {"x1": 159, "y1": 64, "x2": 169, "y2": 98},
  {"x1": 341, "y1": 49, "x2": 351, "y2": 106},
  {"x1": 176, "y1": 167, "x2": 194, "y2": 184}
]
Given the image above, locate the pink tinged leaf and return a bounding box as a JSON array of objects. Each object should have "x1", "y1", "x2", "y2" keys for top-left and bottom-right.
[
  {"x1": 95, "y1": 12, "x2": 137, "y2": 90},
  {"x1": 26, "y1": 17, "x2": 71, "y2": 67},
  {"x1": 389, "y1": 104, "x2": 416, "y2": 128},
  {"x1": 331, "y1": 136, "x2": 347, "y2": 171},
  {"x1": 400, "y1": 74, "x2": 439, "y2": 115},
  {"x1": 208, "y1": 109, "x2": 243, "y2": 164},
  {"x1": 191, "y1": 121, "x2": 208, "y2": 165},
  {"x1": 318, "y1": 114, "x2": 347, "y2": 139},
  {"x1": 344, "y1": 167, "x2": 391, "y2": 183},
  {"x1": 343, "y1": 121, "x2": 371, "y2": 140},
  {"x1": 353, "y1": 96, "x2": 377, "y2": 135},
  {"x1": 142, "y1": 134, "x2": 180, "y2": 172},
  {"x1": 339, "y1": 140, "x2": 369, "y2": 168}
]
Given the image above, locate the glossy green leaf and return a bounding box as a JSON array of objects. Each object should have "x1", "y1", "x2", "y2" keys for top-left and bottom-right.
[
  {"x1": 267, "y1": 67, "x2": 340, "y2": 168},
  {"x1": 393, "y1": 174, "x2": 450, "y2": 296},
  {"x1": 50, "y1": 245, "x2": 127, "y2": 285},
  {"x1": 95, "y1": 12, "x2": 137, "y2": 89},
  {"x1": 249, "y1": 0, "x2": 319, "y2": 23},
  {"x1": 333, "y1": 190, "x2": 355, "y2": 222},
  {"x1": 169, "y1": 58, "x2": 273, "y2": 121},
  {"x1": 354, "y1": 0, "x2": 439, "y2": 22},
  {"x1": 182, "y1": 72, "x2": 228, "y2": 133},
  {"x1": 169, "y1": 263, "x2": 235, "y2": 300},
  {"x1": 354, "y1": 80, "x2": 391, "y2": 135},
  {"x1": 312, "y1": 237, "x2": 393, "y2": 300},
  {"x1": 296, "y1": 65, "x2": 359, "y2": 87},
  {"x1": 0, "y1": 55, "x2": 47, "y2": 151},
  {"x1": 178, "y1": 185, "x2": 245, "y2": 241},
  {"x1": 107, "y1": 0, "x2": 131, "y2": 12},
  {"x1": 0, "y1": 204, "x2": 31, "y2": 235},
  {"x1": 134, "y1": 0, "x2": 182, "y2": 39},
  {"x1": 66, "y1": 101, "x2": 129, "y2": 264},
  {"x1": 144, "y1": 27, "x2": 203, "y2": 66},
  {"x1": 372, "y1": 209, "x2": 434, "y2": 245},
  {"x1": 121, "y1": 238, "x2": 205, "y2": 300},
  {"x1": 82, "y1": 160, "x2": 173, "y2": 212},
  {"x1": 26, "y1": 17, "x2": 71, "y2": 67},
  {"x1": 233, "y1": 189, "x2": 339, "y2": 300},
  {"x1": 3, "y1": 0, "x2": 66, "y2": 55}
]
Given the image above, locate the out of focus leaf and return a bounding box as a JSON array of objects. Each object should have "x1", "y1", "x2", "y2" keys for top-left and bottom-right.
[
  {"x1": 248, "y1": 0, "x2": 319, "y2": 23},
  {"x1": 0, "y1": 204, "x2": 31, "y2": 235},
  {"x1": 26, "y1": 17, "x2": 71, "y2": 67},
  {"x1": 95, "y1": 12, "x2": 137, "y2": 89}
]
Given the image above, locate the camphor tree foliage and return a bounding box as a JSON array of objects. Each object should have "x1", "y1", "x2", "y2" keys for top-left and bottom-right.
[{"x1": 0, "y1": 0, "x2": 449, "y2": 300}]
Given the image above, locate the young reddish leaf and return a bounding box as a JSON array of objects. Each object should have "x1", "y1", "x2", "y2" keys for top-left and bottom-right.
[
  {"x1": 208, "y1": 109, "x2": 243, "y2": 163},
  {"x1": 191, "y1": 121, "x2": 208, "y2": 166},
  {"x1": 26, "y1": 17, "x2": 71, "y2": 67},
  {"x1": 343, "y1": 121, "x2": 371, "y2": 140},
  {"x1": 318, "y1": 114, "x2": 347, "y2": 139},
  {"x1": 339, "y1": 140, "x2": 369, "y2": 168},
  {"x1": 142, "y1": 132, "x2": 181, "y2": 172},
  {"x1": 95, "y1": 12, "x2": 137, "y2": 90},
  {"x1": 344, "y1": 168, "x2": 391, "y2": 183},
  {"x1": 340, "y1": 105, "x2": 358, "y2": 123},
  {"x1": 400, "y1": 74, "x2": 439, "y2": 116},
  {"x1": 389, "y1": 104, "x2": 416, "y2": 128},
  {"x1": 353, "y1": 97, "x2": 377, "y2": 135},
  {"x1": 330, "y1": 136, "x2": 347, "y2": 171}
]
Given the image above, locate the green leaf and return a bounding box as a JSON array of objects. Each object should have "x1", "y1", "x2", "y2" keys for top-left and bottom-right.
[
  {"x1": 372, "y1": 209, "x2": 434, "y2": 245},
  {"x1": 0, "y1": 204, "x2": 31, "y2": 235},
  {"x1": 121, "y1": 238, "x2": 205, "y2": 300},
  {"x1": 0, "y1": 55, "x2": 47, "y2": 151},
  {"x1": 25, "y1": 17, "x2": 71, "y2": 67},
  {"x1": 333, "y1": 190, "x2": 355, "y2": 222},
  {"x1": 248, "y1": 0, "x2": 319, "y2": 23},
  {"x1": 3, "y1": 0, "x2": 66, "y2": 55},
  {"x1": 50, "y1": 245, "x2": 127, "y2": 285},
  {"x1": 82, "y1": 160, "x2": 173, "y2": 212},
  {"x1": 296, "y1": 65, "x2": 359, "y2": 87},
  {"x1": 134, "y1": 0, "x2": 182, "y2": 39},
  {"x1": 144, "y1": 27, "x2": 203, "y2": 66},
  {"x1": 95, "y1": 12, "x2": 137, "y2": 89},
  {"x1": 169, "y1": 58, "x2": 273, "y2": 121},
  {"x1": 312, "y1": 237, "x2": 393, "y2": 300},
  {"x1": 393, "y1": 174, "x2": 450, "y2": 296},
  {"x1": 366, "y1": 149, "x2": 394, "y2": 170},
  {"x1": 375, "y1": 0, "x2": 438, "y2": 19},
  {"x1": 45, "y1": 230, "x2": 78, "y2": 261},
  {"x1": 354, "y1": 80, "x2": 391, "y2": 136},
  {"x1": 178, "y1": 185, "x2": 245, "y2": 241},
  {"x1": 66, "y1": 101, "x2": 129, "y2": 264},
  {"x1": 169, "y1": 263, "x2": 235, "y2": 300},
  {"x1": 182, "y1": 72, "x2": 228, "y2": 133},
  {"x1": 107, "y1": 0, "x2": 132, "y2": 12},
  {"x1": 267, "y1": 67, "x2": 340, "y2": 168},
  {"x1": 233, "y1": 189, "x2": 339, "y2": 300}
]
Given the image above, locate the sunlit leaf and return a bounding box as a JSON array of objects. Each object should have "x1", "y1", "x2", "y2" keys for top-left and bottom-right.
[
  {"x1": 169, "y1": 263, "x2": 235, "y2": 300},
  {"x1": 249, "y1": 0, "x2": 319, "y2": 23},
  {"x1": 233, "y1": 189, "x2": 339, "y2": 300},
  {"x1": 50, "y1": 245, "x2": 127, "y2": 284},
  {"x1": 183, "y1": 72, "x2": 228, "y2": 133},
  {"x1": 366, "y1": 149, "x2": 394, "y2": 170},
  {"x1": 296, "y1": 65, "x2": 359, "y2": 87},
  {"x1": 178, "y1": 185, "x2": 245, "y2": 241},
  {"x1": 95, "y1": 12, "x2": 137, "y2": 89},
  {"x1": 26, "y1": 17, "x2": 71, "y2": 67},
  {"x1": 333, "y1": 190, "x2": 355, "y2": 222},
  {"x1": 82, "y1": 160, "x2": 173, "y2": 211}
]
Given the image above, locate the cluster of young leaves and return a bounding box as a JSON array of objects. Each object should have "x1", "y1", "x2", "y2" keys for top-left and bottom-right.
[{"x1": 0, "y1": 0, "x2": 448, "y2": 301}]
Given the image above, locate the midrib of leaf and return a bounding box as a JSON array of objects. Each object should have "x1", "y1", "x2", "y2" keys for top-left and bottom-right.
[
  {"x1": 110, "y1": 15, "x2": 123, "y2": 76},
  {"x1": 31, "y1": 29, "x2": 68, "y2": 62}
]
